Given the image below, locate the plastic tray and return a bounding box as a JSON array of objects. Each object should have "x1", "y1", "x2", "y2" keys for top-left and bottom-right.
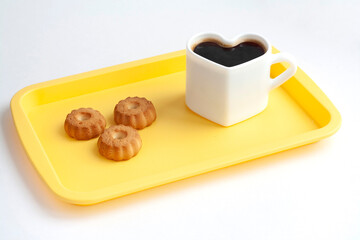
[{"x1": 11, "y1": 49, "x2": 341, "y2": 205}]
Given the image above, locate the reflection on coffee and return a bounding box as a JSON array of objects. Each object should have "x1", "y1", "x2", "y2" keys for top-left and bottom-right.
[{"x1": 193, "y1": 41, "x2": 265, "y2": 67}]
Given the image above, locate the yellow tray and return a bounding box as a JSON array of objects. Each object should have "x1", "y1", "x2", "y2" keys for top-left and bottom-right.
[{"x1": 11, "y1": 49, "x2": 341, "y2": 205}]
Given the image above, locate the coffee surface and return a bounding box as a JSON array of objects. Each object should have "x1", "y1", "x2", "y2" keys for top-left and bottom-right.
[{"x1": 193, "y1": 41, "x2": 265, "y2": 67}]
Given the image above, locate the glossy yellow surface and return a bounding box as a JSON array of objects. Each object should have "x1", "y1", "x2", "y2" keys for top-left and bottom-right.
[{"x1": 11, "y1": 49, "x2": 341, "y2": 205}]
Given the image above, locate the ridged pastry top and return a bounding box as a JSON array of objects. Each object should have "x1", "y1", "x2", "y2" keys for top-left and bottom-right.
[
  {"x1": 64, "y1": 108, "x2": 106, "y2": 140},
  {"x1": 98, "y1": 125, "x2": 141, "y2": 148},
  {"x1": 114, "y1": 97, "x2": 156, "y2": 129},
  {"x1": 97, "y1": 125, "x2": 142, "y2": 161}
]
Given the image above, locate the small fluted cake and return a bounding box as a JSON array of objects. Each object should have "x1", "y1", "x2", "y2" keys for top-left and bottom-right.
[
  {"x1": 114, "y1": 97, "x2": 156, "y2": 130},
  {"x1": 64, "y1": 108, "x2": 106, "y2": 140},
  {"x1": 97, "y1": 125, "x2": 142, "y2": 161}
]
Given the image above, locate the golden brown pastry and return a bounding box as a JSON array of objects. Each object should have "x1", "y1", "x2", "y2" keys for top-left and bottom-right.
[
  {"x1": 114, "y1": 97, "x2": 156, "y2": 130},
  {"x1": 97, "y1": 125, "x2": 142, "y2": 161},
  {"x1": 64, "y1": 108, "x2": 106, "y2": 140}
]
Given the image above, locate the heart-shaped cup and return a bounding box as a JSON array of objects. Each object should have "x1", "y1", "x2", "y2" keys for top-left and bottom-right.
[{"x1": 186, "y1": 32, "x2": 297, "y2": 126}]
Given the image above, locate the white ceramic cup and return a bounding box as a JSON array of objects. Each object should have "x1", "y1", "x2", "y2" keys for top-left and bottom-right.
[{"x1": 186, "y1": 32, "x2": 297, "y2": 126}]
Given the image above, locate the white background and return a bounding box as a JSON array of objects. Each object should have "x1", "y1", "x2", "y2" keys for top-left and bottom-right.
[{"x1": 1, "y1": 0, "x2": 360, "y2": 239}]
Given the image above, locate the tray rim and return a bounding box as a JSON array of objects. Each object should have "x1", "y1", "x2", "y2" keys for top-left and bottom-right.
[{"x1": 10, "y1": 50, "x2": 341, "y2": 205}]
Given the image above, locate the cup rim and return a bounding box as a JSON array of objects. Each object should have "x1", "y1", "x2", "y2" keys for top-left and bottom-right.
[{"x1": 186, "y1": 32, "x2": 271, "y2": 69}]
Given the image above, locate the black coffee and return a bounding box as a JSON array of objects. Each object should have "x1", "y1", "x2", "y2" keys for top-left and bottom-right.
[{"x1": 193, "y1": 41, "x2": 265, "y2": 67}]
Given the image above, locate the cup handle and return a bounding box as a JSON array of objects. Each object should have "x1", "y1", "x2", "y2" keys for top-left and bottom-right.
[{"x1": 269, "y1": 52, "x2": 297, "y2": 90}]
